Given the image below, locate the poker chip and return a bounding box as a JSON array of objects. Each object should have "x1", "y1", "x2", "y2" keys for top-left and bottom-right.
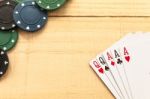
[
  {"x1": 0, "y1": 0, "x2": 17, "y2": 30},
  {"x1": 0, "y1": 0, "x2": 67, "y2": 79},
  {"x1": 0, "y1": 49, "x2": 9, "y2": 78},
  {"x1": 15, "y1": 0, "x2": 33, "y2": 3},
  {"x1": 13, "y1": 1, "x2": 48, "y2": 32},
  {"x1": 0, "y1": 30, "x2": 18, "y2": 51},
  {"x1": 36, "y1": 0, "x2": 66, "y2": 10}
]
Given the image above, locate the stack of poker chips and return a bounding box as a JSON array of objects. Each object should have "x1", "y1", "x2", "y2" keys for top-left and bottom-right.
[{"x1": 0, "y1": 0, "x2": 67, "y2": 78}]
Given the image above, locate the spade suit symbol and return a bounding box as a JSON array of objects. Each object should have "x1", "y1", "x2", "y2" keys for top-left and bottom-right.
[{"x1": 105, "y1": 66, "x2": 109, "y2": 71}]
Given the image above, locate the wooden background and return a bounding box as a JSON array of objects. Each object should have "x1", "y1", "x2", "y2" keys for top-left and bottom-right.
[{"x1": 2, "y1": 0, "x2": 150, "y2": 99}]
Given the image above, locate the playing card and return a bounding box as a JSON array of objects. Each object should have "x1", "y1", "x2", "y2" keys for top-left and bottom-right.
[
  {"x1": 97, "y1": 54, "x2": 125, "y2": 98},
  {"x1": 90, "y1": 59, "x2": 122, "y2": 99},
  {"x1": 102, "y1": 49, "x2": 129, "y2": 99},
  {"x1": 96, "y1": 33, "x2": 136, "y2": 99},
  {"x1": 108, "y1": 32, "x2": 145, "y2": 99},
  {"x1": 108, "y1": 33, "x2": 144, "y2": 99},
  {"x1": 90, "y1": 32, "x2": 148, "y2": 99},
  {"x1": 118, "y1": 33, "x2": 150, "y2": 99},
  {"x1": 110, "y1": 48, "x2": 133, "y2": 99}
]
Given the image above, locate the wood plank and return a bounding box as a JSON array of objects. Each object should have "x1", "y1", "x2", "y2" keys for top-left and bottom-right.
[
  {"x1": 50, "y1": 0, "x2": 150, "y2": 16},
  {"x1": 2, "y1": 17, "x2": 150, "y2": 99}
]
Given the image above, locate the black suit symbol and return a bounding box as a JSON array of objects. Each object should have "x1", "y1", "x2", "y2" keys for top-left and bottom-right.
[
  {"x1": 105, "y1": 66, "x2": 109, "y2": 71},
  {"x1": 117, "y1": 59, "x2": 123, "y2": 64}
]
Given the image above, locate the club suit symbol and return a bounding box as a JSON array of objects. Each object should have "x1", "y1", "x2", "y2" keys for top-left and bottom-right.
[{"x1": 117, "y1": 59, "x2": 123, "y2": 64}]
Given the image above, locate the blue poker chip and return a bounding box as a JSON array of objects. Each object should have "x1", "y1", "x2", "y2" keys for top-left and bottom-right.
[{"x1": 13, "y1": 1, "x2": 48, "y2": 32}]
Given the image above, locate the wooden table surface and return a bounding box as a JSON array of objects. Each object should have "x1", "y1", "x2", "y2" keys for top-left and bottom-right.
[{"x1": 2, "y1": 0, "x2": 150, "y2": 99}]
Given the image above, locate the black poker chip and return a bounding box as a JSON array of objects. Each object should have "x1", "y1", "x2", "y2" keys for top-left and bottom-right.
[
  {"x1": 0, "y1": 49, "x2": 9, "y2": 78},
  {"x1": 0, "y1": 0, "x2": 17, "y2": 30}
]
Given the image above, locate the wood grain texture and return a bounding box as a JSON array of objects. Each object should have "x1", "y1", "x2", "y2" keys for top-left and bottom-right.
[
  {"x1": 2, "y1": 0, "x2": 150, "y2": 99},
  {"x1": 50, "y1": 0, "x2": 150, "y2": 16},
  {"x1": 3, "y1": 17, "x2": 150, "y2": 99}
]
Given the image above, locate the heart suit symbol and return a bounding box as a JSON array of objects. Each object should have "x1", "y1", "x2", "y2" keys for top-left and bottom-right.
[{"x1": 125, "y1": 56, "x2": 130, "y2": 62}]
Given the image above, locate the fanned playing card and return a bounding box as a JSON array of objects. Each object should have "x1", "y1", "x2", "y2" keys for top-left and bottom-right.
[
  {"x1": 90, "y1": 32, "x2": 150, "y2": 99},
  {"x1": 90, "y1": 59, "x2": 121, "y2": 99}
]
